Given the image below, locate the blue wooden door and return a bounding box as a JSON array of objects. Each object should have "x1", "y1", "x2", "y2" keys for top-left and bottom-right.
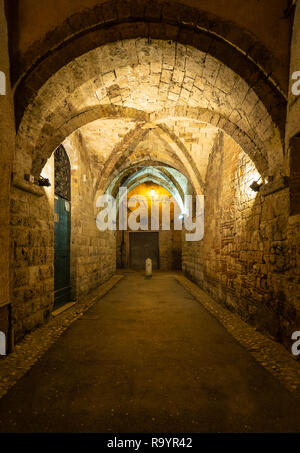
[{"x1": 54, "y1": 196, "x2": 71, "y2": 308}]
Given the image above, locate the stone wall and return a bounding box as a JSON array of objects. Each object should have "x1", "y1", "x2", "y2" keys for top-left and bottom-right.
[
  {"x1": 183, "y1": 132, "x2": 300, "y2": 348},
  {"x1": 7, "y1": 0, "x2": 289, "y2": 137},
  {"x1": 16, "y1": 38, "x2": 282, "y2": 182},
  {"x1": 10, "y1": 185, "x2": 54, "y2": 342},
  {"x1": 4, "y1": 0, "x2": 299, "y2": 352},
  {"x1": 118, "y1": 229, "x2": 181, "y2": 271}
]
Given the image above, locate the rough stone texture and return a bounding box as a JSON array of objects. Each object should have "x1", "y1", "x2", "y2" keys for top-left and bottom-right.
[
  {"x1": 1, "y1": 2, "x2": 298, "y2": 359},
  {"x1": 95, "y1": 123, "x2": 204, "y2": 196},
  {"x1": 64, "y1": 132, "x2": 116, "y2": 297},
  {"x1": 286, "y1": 2, "x2": 300, "y2": 222},
  {"x1": 182, "y1": 132, "x2": 300, "y2": 348},
  {"x1": 0, "y1": 1, "x2": 14, "y2": 311},
  {"x1": 0, "y1": 272, "x2": 300, "y2": 433},
  {"x1": 10, "y1": 183, "x2": 55, "y2": 342},
  {"x1": 0, "y1": 275, "x2": 123, "y2": 400},
  {"x1": 289, "y1": 137, "x2": 300, "y2": 216},
  {"x1": 287, "y1": 1, "x2": 300, "y2": 147}
]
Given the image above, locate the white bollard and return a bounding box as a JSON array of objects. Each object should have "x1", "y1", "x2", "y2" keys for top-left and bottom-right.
[{"x1": 145, "y1": 258, "x2": 152, "y2": 279}]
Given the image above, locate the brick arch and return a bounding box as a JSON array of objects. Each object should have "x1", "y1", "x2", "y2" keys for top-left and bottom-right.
[
  {"x1": 13, "y1": 0, "x2": 286, "y2": 134},
  {"x1": 16, "y1": 39, "x2": 282, "y2": 180},
  {"x1": 29, "y1": 105, "x2": 149, "y2": 177}
]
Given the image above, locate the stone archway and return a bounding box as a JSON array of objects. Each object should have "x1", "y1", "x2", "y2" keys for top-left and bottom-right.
[
  {"x1": 53, "y1": 145, "x2": 71, "y2": 309},
  {"x1": 15, "y1": 38, "x2": 283, "y2": 186}
]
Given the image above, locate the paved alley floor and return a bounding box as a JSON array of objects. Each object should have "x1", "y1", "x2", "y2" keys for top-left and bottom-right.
[{"x1": 0, "y1": 272, "x2": 300, "y2": 433}]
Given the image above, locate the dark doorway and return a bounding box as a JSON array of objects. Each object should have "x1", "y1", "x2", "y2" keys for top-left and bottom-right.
[
  {"x1": 54, "y1": 146, "x2": 71, "y2": 309},
  {"x1": 290, "y1": 134, "x2": 300, "y2": 216},
  {"x1": 130, "y1": 232, "x2": 159, "y2": 270}
]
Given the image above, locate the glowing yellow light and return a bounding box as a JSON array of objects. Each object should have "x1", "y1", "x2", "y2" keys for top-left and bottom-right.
[{"x1": 150, "y1": 189, "x2": 156, "y2": 197}]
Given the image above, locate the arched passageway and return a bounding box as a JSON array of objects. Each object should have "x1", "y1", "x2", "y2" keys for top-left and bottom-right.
[
  {"x1": 7, "y1": 8, "x2": 298, "y2": 349},
  {"x1": 0, "y1": 0, "x2": 300, "y2": 434}
]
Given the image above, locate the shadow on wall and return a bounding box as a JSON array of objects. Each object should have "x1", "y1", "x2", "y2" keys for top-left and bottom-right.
[{"x1": 182, "y1": 133, "x2": 298, "y2": 349}]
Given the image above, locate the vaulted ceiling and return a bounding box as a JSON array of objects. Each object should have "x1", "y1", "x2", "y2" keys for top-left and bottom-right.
[{"x1": 10, "y1": 1, "x2": 293, "y2": 200}]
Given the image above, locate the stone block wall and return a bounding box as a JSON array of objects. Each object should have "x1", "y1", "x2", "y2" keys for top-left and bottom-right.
[
  {"x1": 159, "y1": 230, "x2": 181, "y2": 270},
  {"x1": 0, "y1": 0, "x2": 14, "y2": 313},
  {"x1": 183, "y1": 132, "x2": 300, "y2": 348}
]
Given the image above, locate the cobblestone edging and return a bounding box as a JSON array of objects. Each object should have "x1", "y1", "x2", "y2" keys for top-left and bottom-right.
[
  {"x1": 175, "y1": 275, "x2": 300, "y2": 397},
  {"x1": 0, "y1": 275, "x2": 124, "y2": 401}
]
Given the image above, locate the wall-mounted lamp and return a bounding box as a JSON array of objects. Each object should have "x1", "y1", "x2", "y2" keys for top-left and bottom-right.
[
  {"x1": 150, "y1": 189, "x2": 156, "y2": 197},
  {"x1": 250, "y1": 181, "x2": 262, "y2": 192}
]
